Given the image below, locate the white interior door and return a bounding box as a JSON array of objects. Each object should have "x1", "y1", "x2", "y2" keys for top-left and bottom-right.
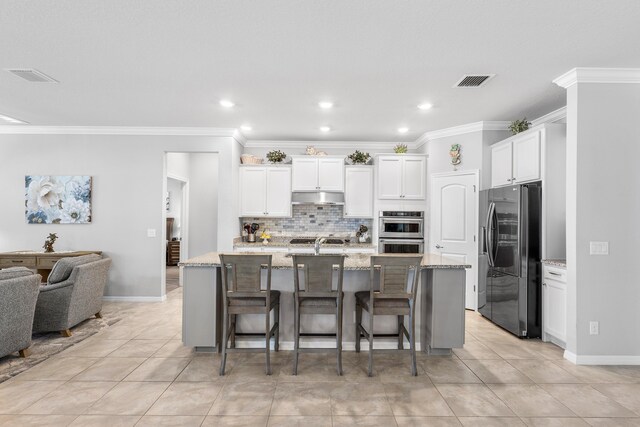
[{"x1": 430, "y1": 171, "x2": 478, "y2": 310}]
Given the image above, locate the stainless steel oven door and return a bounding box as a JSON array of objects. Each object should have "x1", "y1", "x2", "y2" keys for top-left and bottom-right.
[
  {"x1": 378, "y1": 218, "x2": 424, "y2": 239},
  {"x1": 378, "y1": 238, "x2": 424, "y2": 254}
]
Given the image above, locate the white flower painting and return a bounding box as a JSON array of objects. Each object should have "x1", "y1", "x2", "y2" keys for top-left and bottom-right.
[{"x1": 25, "y1": 176, "x2": 92, "y2": 224}]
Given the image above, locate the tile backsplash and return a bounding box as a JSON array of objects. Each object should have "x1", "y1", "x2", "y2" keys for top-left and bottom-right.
[{"x1": 241, "y1": 205, "x2": 373, "y2": 236}]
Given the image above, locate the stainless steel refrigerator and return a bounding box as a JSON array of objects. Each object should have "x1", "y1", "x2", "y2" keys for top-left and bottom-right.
[{"x1": 478, "y1": 182, "x2": 542, "y2": 338}]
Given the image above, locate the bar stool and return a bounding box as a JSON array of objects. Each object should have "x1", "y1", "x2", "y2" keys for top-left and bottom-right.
[
  {"x1": 219, "y1": 254, "x2": 280, "y2": 376},
  {"x1": 355, "y1": 255, "x2": 422, "y2": 376},
  {"x1": 291, "y1": 254, "x2": 346, "y2": 376}
]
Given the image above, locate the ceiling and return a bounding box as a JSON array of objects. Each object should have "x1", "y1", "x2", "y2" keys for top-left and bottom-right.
[{"x1": 1, "y1": 1, "x2": 639, "y2": 141}]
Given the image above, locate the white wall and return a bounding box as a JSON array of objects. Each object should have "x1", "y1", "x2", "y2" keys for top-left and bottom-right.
[
  {"x1": 0, "y1": 133, "x2": 241, "y2": 298},
  {"x1": 565, "y1": 82, "x2": 640, "y2": 361},
  {"x1": 187, "y1": 153, "x2": 219, "y2": 257}
]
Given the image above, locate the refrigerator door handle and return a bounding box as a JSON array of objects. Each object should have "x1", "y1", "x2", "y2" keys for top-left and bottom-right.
[
  {"x1": 486, "y1": 202, "x2": 496, "y2": 267},
  {"x1": 520, "y1": 185, "x2": 529, "y2": 278}
]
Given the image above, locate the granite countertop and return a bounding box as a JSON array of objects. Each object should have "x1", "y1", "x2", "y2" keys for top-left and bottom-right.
[
  {"x1": 233, "y1": 236, "x2": 376, "y2": 250},
  {"x1": 542, "y1": 259, "x2": 567, "y2": 268},
  {"x1": 180, "y1": 252, "x2": 470, "y2": 270}
]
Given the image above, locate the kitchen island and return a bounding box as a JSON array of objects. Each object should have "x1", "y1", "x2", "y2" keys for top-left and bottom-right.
[{"x1": 180, "y1": 252, "x2": 470, "y2": 355}]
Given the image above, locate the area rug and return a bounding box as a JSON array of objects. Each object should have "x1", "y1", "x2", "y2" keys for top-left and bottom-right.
[{"x1": 0, "y1": 314, "x2": 121, "y2": 383}]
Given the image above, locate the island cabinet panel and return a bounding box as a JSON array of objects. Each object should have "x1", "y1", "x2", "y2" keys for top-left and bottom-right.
[{"x1": 344, "y1": 166, "x2": 373, "y2": 218}]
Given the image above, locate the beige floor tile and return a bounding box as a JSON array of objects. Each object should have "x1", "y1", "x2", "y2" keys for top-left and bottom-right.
[
  {"x1": 507, "y1": 359, "x2": 583, "y2": 384},
  {"x1": 331, "y1": 382, "x2": 393, "y2": 416},
  {"x1": 20, "y1": 381, "x2": 116, "y2": 414},
  {"x1": 435, "y1": 384, "x2": 514, "y2": 417},
  {"x1": 395, "y1": 417, "x2": 462, "y2": 427},
  {"x1": 71, "y1": 357, "x2": 145, "y2": 381},
  {"x1": 607, "y1": 366, "x2": 640, "y2": 382},
  {"x1": 422, "y1": 358, "x2": 482, "y2": 384},
  {"x1": 522, "y1": 418, "x2": 590, "y2": 427},
  {"x1": 94, "y1": 325, "x2": 140, "y2": 340},
  {"x1": 384, "y1": 382, "x2": 454, "y2": 417},
  {"x1": 176, "y1": 357, "x2": 227, "y2": 382},
  {"x1": 227, "y1": 361, "x2": 281, "y2": 382},
  {"x1": 202, "y1": 415, "x2": 269, "y2": 426},
  {"x1": 153, "y1": 340, "x2": 196, "y2": 357},
  {"x1": 486, "y1": 341, "x2": 543, "y2": 360},
  {"x1": 134, "y1": 325, "x2": 181, "y2": 340},
  {"x1": 270, "y1": 381, "x2": 334, "y2": 416},
  {"x1": 584, "y1": 419, "x2": 640, "y2": 427},
  {"x1": 374, "y1": 358, "x2": 427, "y2": 384},
  {"x1": 542, "y1": 384, "x2": 637, "y2": 418},
  {"x1": 268, "y1": 415, "x2": 332, "y2": 426},
  {"x1": 453, "y1": 341, "x2": 502, "y2": 360},
  {"x1": 147, "y1": 381, "x2": 223, "y2": 415},
  {"x1": 552, "y1": 361, "x2": 637, "y2": 384},
  {"x1": 0, "y1": 415, "x2": 13, "y2": 426},
  {"x1": 463, "y1": 360, "x2": 533, "y2": 384},
  {"x1": 592, "y1": 384, "x2": 640, "y2": 415},
  {"x1": 123, "y1": 357, "x2": 190, "y2": 381},
  {"x1": 85, "y1": 381, "x2": 170, "y2": 415},
  {"x1": 278, "y1": 357, "x2": 347, "y2": 382},
  {"x1": 458, "y1": 417, "x2": 526, "y2": 426},
  {"x1": 135, "y1": 415, "x2": 205, "y2": 426},
  {"x1": 332, "y1": 416, "x2": 397, "y2": 426},
  {"x1": 208, "y1": 381, "x2": 276, "y2": 415},
  {"x1": 0, "y1": 380, "x2": 65, "y2": 414},
  {"x1": 106, "y1": 339, "x2": 167, "y2": 357},
  {"x1": 60, "y1": 339, "x2": 129, "y2": 357},
  {"x1": 488, "y1": 384, "x2": 575, "y2": 417},
  {"x1": 14, "y1": 356, "x2": 100, "y2": 381},
  {"x1": 68, "y1": 415, "x2": 140, "y2": 426},
  {"x1": 0, "y1": 414, "x2": 78, "y2": 426}
]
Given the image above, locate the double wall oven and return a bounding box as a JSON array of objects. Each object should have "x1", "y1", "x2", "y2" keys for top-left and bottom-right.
[{"x1": 378, "y1": 211, "x2": 424, "y2": 253}]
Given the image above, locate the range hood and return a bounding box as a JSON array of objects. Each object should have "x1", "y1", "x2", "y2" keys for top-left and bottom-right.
[{"x1": 291, "y1": 191, "x2": 345, "y2": 205}]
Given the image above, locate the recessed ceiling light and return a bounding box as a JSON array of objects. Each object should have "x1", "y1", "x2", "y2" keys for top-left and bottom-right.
[
  {"x1": 219, "y1": 99, "x2": 235, "y2": 108},
  {"x1": 417, "y1": 103, "x2": 433, "y2": 110},
  {"x1": 320, "y1": 126, "x2": 331, "y2": 132},
  {"x1": 318, "y1": 101, "x2": 333, "y2": 109},
  {"x1": 0, "y1": 113, "x2": 28, "y2": 124},
  {"x1": 398, "y1": 127, "x2": 409, "y2": 134},
  {"x1": 240, "y1": 125, "x2": 252, "y2": 132}
]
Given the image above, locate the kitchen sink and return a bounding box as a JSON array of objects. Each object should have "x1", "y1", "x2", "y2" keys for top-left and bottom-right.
[{"x1": 289, "y1": 238, "x2": 345, "y2": 245}]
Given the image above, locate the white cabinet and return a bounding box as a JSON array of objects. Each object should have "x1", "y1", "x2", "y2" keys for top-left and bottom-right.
[
  {"x1": 491, "y1": 129, "x2": 541, "y2": 188},
  {"x1": 377, "y1": 155, "x2": 426, "y2": 200},
  {"x1": 344, "y1": 166, "x2": 373, "y2": 218},
  {"x1": 292, "y1": 157, "x2": 344, "y2": 191},
  {"x1": 543, "y1": 265, "x2": 567, "y2": 347},
  {"x1": 239, "y1": 166, "x2": 291, "y2": 217}
]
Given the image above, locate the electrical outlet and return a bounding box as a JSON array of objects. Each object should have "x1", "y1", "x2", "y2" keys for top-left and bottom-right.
[
  {"x1": 589, "y1": 321, "x2": 599, "y2": 335},
  {"x1": 590, "y1": 241, "x2": 609, "y2": 255},
  {"x1": 147, "y1": 228, "x2": 157, "y2": 238}
]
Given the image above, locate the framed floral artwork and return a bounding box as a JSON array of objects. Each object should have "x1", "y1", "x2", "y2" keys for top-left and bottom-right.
[{"x1": 25, "y1": 175, "x2": 92, "y2": 224}]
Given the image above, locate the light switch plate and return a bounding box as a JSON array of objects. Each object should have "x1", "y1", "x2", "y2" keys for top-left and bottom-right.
[
  {"x1": 147, "y1": 229, "x2": 157, "y2": 238},
  {"x1": 590, "y1": 241, "x2": 609, "y2": 255},
  {"x1": 589, "y1": 321, "x2": 599, "y2": 335}
]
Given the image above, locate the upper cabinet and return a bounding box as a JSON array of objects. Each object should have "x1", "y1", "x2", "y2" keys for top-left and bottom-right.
[
  {"x1": 490, "y1": 128, "x2": 541, "y2": 188},
  {"x1": 239, "y1": 165, "x2": 291, "y2": 217},
  {"x1": 292, "y1": 156, "x2": 344, "y2": 191},
  {"x1": 344, "y1": 166, "x2": 373, "y2": 218},
  {"x1": 377, "y1": 155, "x2": 426, "y2": 200}
]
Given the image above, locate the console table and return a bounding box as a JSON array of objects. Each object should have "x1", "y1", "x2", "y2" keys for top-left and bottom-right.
[{"x1": 0, "y1": 251, "x2": 103, "y2": 282}]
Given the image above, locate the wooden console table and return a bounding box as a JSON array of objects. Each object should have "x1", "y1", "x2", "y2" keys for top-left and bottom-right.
[{"x1": 0, "y1": 251, "x2": 102, "y2": 282}]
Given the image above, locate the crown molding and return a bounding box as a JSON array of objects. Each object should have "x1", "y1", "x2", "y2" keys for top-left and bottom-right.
[
  {"x1": 0, "y1": 126, "x2": 238, "y2": 137},
  {"x1": 414, "y1": 121, "x2": 511, "y2": 149},
  {"x1": 531, "y1": 106, "x2": 567, "y2": 127},
  {"x1": 553, "y1": 67, "x2": 640, "y2": 89},
  {"x1": 243, "y1": 139, "x2": 410, "y2": 150}
]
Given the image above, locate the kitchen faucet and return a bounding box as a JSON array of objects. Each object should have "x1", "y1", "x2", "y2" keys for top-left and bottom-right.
[{"x1": 314, "y1": 236, "x2": 326, "y2": 255}]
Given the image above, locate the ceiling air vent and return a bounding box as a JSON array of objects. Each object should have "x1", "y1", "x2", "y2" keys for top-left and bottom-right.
[
  {"x1": 454, "y1": 74, "x2": 495, "y2": 88},
  {"x1": 5, "y1": 69, "x2": 58, "y2": 83}
]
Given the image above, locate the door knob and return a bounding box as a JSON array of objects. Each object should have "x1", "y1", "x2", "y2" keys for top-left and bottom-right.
[{"x1": 435, "y1": 244, "x2": 444, "y2": 249}]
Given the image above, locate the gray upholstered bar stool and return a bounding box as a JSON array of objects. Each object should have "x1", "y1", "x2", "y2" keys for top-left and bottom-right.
[
  {"x1": 219, "y1": 254, "x2": 280, "y2": 376},
  {"x1": 355, "y1": 255, "x2": 422, "y2": 376},
  {"x1": 291, "y1": 254, "x2": 346, "y2": 376}
]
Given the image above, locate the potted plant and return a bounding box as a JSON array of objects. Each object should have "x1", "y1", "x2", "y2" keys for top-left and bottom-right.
[
  {"x1": 347, "y1": 150, "x2": 371, "y2": 165},
  {"x1": 508, "y1": 118, "x2": 531, "y2": 135},
  {"x1": 393, "y1": 143, "x2": 408, "y2": 154},
  {"x1": 266, "y1": 150, "x2": 287, "y2": 163}
]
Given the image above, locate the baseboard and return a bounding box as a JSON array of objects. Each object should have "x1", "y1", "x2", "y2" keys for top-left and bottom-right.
[
  {"x1": 233, "y1": 338, "x2": 422, "y2": 352},
  {"x1": 564, "y1": 350, "x2": 640, "y2": 365},
  {"x1": 102, "y1": 295, "x2": 167, "y2": 302}
]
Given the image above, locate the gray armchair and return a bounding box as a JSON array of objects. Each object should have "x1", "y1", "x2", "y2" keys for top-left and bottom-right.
[
  {"x1": 0, "y1": 267, "x2": 41, "y2": 358},
  {"x1": 33, "y1": 255, "x2": 111, "y2": 337}
]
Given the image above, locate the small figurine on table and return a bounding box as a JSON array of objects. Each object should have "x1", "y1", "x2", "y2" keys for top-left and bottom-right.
[{"x1": 43, "y1": 233, "x2": 58, "y2": 253}]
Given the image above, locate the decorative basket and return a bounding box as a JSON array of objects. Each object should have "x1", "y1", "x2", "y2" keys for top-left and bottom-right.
[{"x1": 241, "y1": 154, "x2": 264, "y2": 165}]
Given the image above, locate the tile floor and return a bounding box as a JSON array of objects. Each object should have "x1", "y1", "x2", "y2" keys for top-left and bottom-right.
[{"x1": 0, "y1": 288, "x2": 639, "y2": 426}]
